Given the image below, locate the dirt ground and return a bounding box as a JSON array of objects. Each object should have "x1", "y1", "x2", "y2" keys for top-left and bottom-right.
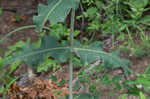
[{"x1": 0, "y1": 0, "x2": 150, "y2": 99}]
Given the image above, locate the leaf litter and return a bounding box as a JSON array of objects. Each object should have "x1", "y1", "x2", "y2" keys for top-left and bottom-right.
[{"x1": 8, "y1": 76, "x2": 77, "y2": 99}]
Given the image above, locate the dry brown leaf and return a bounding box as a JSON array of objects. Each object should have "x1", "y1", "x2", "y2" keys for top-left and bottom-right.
[
  {"x1": 7, "y1": 76, "x2": 77, "y2": 99},
  {"x1": 10, "y1": 16, "x2": 27, "y2": 23}
]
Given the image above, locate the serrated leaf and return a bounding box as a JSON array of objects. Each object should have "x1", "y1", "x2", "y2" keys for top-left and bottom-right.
[
  {"x1": 74, "y1": 41, "x2": 130, "y2": 72},
  {"x1": 3, "y1": 36, "x2": 70, "y2": 67},
  {"x1": 33, "y1": 0, "x2": 79, "y2": 32},
  {"x1": 3, "y1": 38, "x2": 130, "y2": 74},
  {"x1": 74, "y1": 41, "x2": 103, "y2": 65}
]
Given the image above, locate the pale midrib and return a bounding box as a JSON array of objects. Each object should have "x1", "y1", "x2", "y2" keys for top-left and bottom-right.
[
  {"x1": 74, "y1": 47, "x2": 123, "y2": 65},
  {"x1": 42, "y1": 0, "x2": 62, "y2": 26},
  {"x1": 12, "y1": 46, "x2": 70, "y2": 60},
  {"x1": 10, "y1": 47, "x2": 123, "y2": 66}
]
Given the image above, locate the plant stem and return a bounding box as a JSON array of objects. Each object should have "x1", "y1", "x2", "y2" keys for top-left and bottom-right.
[
  {"x1": 69, "y1": 3, "x2": 75, "y2": 99},
  {"x1": 0, "y1": 25, "x2": 50, "y2": 43},
  {"x1": 69, "y1": 54, "x2": 73, "y2": 99},
  {"x1": 0, "y1": 25, "x2": 35, "y2": 43}
]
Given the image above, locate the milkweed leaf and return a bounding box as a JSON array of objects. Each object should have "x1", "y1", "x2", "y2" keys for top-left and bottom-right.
[
  {"x1": 74, "y1": 41, "x2": 130, "y2": 73},
  {"x1": 3, "y1": 35, "x2": 70, "y2": 67},
  {"x1": 3, "y1": 38, "x2": 130, "y2": 74},
  {"x1": 33, "y1": 0, "x2": 79, "y2": 32}
]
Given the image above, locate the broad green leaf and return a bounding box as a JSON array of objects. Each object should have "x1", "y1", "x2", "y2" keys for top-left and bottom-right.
[
  {"x1": 74, "y1": 41, "x2": 130, "y2": 73},
  {"x1": 85, "y1": 7, "x2": 98, "y2": 19},
  {"x1": 0, "y1": 86, "x2": 4, "y2": 94},
  {"x1": 37, "y1": 57, "x2": 60, "y2": 72},
  {"x1": 121, "y1": 94, "x2": 127, "y2": 99},
  {"x1": 9, "y1": 60, "x2": 21, "y2": 74},
  {"x1": 3, "y1": 36, "x2": 70, "y2": 67},
  {"x1": 50, "y1": 24, "x2": 71, "y2": 39},
  {"x1": 101, "y1": 17, "x2": 124, "y2": 34},
  {"x1": 112, "y1": 75, "x2": 122, "y2": 90},
  {"x1": 89, "y1": 82, "x2": 97, "y2": 93},
  {"x1": 74, "y1": 41, "x2": 103, "y2": 65},
  {"x1": 136, "y1": 77, "x2": 150, "y2": 85},
  {"x1": 33, "y1": 0, "x2": 79, "y2": 31},
  {"x1": 139, "y1": 91, "x2": 146, "y2": 99},
  {"x1": 5, "y1": 41, "x2": 25, "y2": 57},
  {"x1": 50, "y1": 75, "x2": 58, "y2": 82},
  {"x1": 95, "y1": 1, "x2": 104, "y2": 9},
  {"x1": 3, "y1": 37, "x2": 130, "y2": 74},
  {"x1": 102, "y1": 73, "x2": 111, "y2": 85},
  {"x1": 144, "y1": 64, "x2": 150, "y2": 74}
]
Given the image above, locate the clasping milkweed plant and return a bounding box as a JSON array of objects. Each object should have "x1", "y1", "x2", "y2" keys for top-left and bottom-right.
[{"x1": 0, "y1": 0, "x2": 131, "y2": 99}]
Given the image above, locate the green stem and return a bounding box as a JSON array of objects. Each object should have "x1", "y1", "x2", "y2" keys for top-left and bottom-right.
[
  {"x1": 126, "y1": 27, "x2": 134, "y2": 46},
  {"x1": 69, "y1": 4, "x2": 75, "y2": 99},
  {"x1": 0, "y1": 25, "x2": 50, "y2": 43},
  {"x1": 112, "y1": 34, "x2": 115, "y2": 48}
]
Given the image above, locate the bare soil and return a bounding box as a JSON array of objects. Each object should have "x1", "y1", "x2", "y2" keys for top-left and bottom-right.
[{"x1": 0, "y1": 0, "x2": 150, "y2": 99}]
